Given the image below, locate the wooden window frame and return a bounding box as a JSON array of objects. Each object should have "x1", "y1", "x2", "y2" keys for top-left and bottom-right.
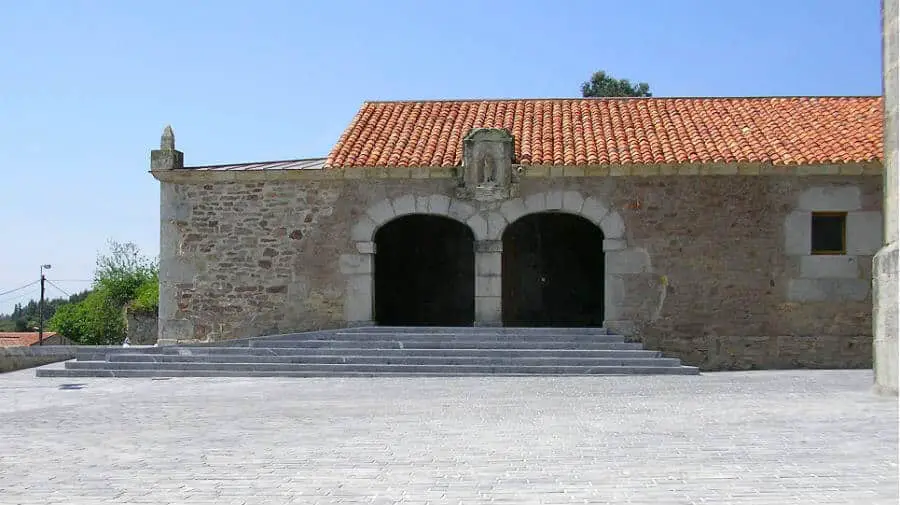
[{"x1": 810, "y1": 211, "x2": 847, "y2": 255}]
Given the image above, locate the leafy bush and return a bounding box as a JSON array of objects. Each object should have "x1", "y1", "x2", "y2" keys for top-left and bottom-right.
[
  {"x1": 49, "y1": 241, "x2": 159, "y2": 345},
  {"x1": 130, "y1": 273, "x2": 159, "y2": 314}
]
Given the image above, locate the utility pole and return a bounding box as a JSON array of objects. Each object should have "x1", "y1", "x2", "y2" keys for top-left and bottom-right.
[{"x1": 38, "y1": 264, "x2": 51, "y2": 345}]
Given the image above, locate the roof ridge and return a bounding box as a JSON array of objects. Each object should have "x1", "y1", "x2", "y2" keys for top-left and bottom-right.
[{"x1": 362, "y1": 95, "x2": 882, "y2": 104}]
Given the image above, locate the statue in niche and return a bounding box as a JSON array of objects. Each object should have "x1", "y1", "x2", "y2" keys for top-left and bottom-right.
[
  {"x1": 478, "y1": 153, "x2": 497, "y2": 186},
  {"x1": 459, "y1": 128, "x2": 515, "y2": 202}
]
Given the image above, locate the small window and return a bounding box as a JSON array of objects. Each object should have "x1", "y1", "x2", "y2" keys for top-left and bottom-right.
[{"x1": 810, "y1": 212, "x2": 847, "y2": 255}]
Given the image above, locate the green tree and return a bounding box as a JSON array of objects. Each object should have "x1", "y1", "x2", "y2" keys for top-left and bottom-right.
[
  {"x1": 49, "y1": 241, "x2": 159, "y2": 345},
  {"x1": 0, "y1": 291, "x2": 89, "y2": 332},
  {"x1": 94, "y1": 241, "x2": 157, "y2": 307},
  {"x1": 581, "y1": 70, "x2": 652, "y2": 98}
]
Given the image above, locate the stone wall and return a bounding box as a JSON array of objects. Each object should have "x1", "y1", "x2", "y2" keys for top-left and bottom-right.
[
  {"x1": 0, "y1": 346, "x2": 78, "y2": 374},
  {"x1": 158, "y1": 178, "x2": 453, "y2": 343},
  {"x1": 521, "y1": 175, "x2": 881, "y2": 340},
  {"x1": 125, "y1": 309, "x2": 159, "y2": 345},
  {"x1": 156, "y1": 170, "x2": 882, "y2": 370}
]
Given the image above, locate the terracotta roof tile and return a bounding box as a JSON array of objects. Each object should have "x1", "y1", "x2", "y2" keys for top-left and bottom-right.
[
  {"x1": 325, "y1": 97, "x2": 883, "y2": 168},
  {"x1": 0, "y1": 332, "x2": 58, "y2": 347}
]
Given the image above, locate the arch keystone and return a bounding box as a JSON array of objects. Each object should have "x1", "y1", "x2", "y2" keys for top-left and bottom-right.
[
  {"x1": 545, "y1": 190, "x2": 564, "y2": 210},
  {"x1": 415, "y1": 195, "x2": 431, "y2": 213},
  {"x1": 392, "y1": 195, "x2": 416, "y2": 216}
]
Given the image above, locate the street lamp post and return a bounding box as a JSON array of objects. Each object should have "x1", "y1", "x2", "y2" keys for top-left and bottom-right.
[{"x1": 38, "y1": 264, "x2": 51, "y2": 345}]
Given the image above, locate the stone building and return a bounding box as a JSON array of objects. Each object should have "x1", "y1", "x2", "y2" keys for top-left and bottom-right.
[{"x1": 151, "y1": 96, "x2": 884, "y2": 371}]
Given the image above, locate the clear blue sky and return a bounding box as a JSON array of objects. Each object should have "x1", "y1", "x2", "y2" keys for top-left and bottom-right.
[{"x1": 0, "y1": 0, "x2": 883, "y2": 314}]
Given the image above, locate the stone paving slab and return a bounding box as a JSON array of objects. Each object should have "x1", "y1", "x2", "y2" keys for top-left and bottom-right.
[{"x1": 0, "y1": 366, "x2": 896, "y2": 504}]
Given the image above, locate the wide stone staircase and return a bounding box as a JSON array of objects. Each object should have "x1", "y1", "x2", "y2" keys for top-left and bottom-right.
[{"x1": 35, "y1": 326, "x2": 699, "y2": 377}]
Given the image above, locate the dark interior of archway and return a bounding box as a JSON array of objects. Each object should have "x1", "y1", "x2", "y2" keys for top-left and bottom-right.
[
  {"x1": 374, "y1": 215, "x2": 475, "y2": 326},
  {"x1": 502, "y1": 213, "x2": 605, "y2": 327}
]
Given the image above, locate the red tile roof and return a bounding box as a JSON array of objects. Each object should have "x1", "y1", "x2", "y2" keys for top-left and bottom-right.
[
  {"x1": 325, "y1": 97, "x2": 883, "y2": 168},
  {"x1": 0, "y1": 332, "x2": 59, "y2": 347}
]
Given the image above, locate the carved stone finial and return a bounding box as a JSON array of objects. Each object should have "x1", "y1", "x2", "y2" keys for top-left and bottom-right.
[
  {"x1": 161, "y1": 125, "x2": 175, "y2": 150},
  {"x1": 151, "y1": 125, "x2": 184, "y2": 170}
]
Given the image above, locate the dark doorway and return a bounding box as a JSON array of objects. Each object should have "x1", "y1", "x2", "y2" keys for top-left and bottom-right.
[
  {"x1": 502, "y1": 212, "x2": 605, "y2": 327},
  {"x1": 374, "y1": 214, "x2": 475, "y2": 326}
]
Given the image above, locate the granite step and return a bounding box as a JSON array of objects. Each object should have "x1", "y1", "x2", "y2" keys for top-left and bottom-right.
[
  {"x1": 37, "y1": 364, "x2": 701, "y2": 378},
  {"x1": 246, "y1": 340, "x2": 639, "y2": 350},
  {"x1": 337, "y1": 326, "x2": 610, "y2": 335},
  {"x1": 247, "y1": 334, "x2": 625, "y2": 347},
  {"x1": 96, "y1": 355, "x2": 680, "y2": 367},
  {"x1": 44, "y1": 326, "x2": 699, "y2": 378},
  {"x1": 256, "y1": 333, "x2": 625, "y2": 343},
  {"x1": 73, "y1": 345, "x2": 651, "y2": 361},
  {"x1": 101, "y1": 349, "x2": 663, "y2": 362}
]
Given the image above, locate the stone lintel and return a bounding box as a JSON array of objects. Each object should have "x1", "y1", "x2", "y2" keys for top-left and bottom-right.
[{"x1": 797, "y1": 186, "x2": 862, "y2": 211}]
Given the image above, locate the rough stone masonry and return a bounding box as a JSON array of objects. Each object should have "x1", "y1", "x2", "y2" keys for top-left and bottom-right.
[{"x1": 150, "y1": 97, "x2": 885, "y2": 372}]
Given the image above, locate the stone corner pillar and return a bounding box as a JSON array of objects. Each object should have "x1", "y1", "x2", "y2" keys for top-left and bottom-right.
[
  {"x1": 340, "y1": 251, "x2": 375, "y2": 327},
  {"x1": 474, "y1": 240, "x2": 503, "y2": 327},
  {"x1": 874, "y1": 0, "x2": 899, "y2": 396},
  {"x1": 873, "y1": 243, "x2": 898, "y2": 395}
]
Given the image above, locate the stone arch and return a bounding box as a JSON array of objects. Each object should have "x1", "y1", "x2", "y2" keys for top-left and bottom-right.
[
  {"x1": 341, "y1": 194, "x2": 482, "y2": 326},
  {"x1": 493, "y1": 191, "x2": 645, "y2": 335},
  {"x1": 491, "y1": 190, "x2": 625, "y2": 243},
  {"x1": 350, "y1": 194, "x2": 481, "y2": 246}
]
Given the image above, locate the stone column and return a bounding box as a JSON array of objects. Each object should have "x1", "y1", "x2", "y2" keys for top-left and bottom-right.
[
  {"x1": 474, "y1": 240, "x2": 503, "y2": 326},
  {"x1": 151, "y1": 126, "x2": 191, "y2": 346},
  {"x1": 874, "y1": 0, "x2": 899, "y2": 396}
]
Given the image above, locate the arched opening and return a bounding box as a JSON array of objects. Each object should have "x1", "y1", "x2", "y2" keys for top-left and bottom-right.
[
  {"x1": 374, "y1": 214, "x2": 475, "y2": 326},
  {"x1": 502, "y1": 212, "x2": 605, "y2": 327}
]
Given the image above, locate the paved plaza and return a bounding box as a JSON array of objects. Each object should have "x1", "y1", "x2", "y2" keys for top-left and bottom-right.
[{"x1": 0, "y1": 367, "x2": 897, "y2": 504}]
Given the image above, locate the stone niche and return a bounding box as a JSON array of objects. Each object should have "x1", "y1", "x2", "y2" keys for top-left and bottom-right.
[{"x1": 457, "y1": 128, "x2": 517, "y2": 202}]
